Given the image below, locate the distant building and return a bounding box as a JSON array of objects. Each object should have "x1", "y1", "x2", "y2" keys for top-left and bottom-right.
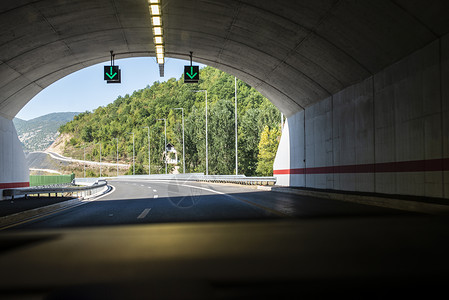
[{"x1": 164, "y1": 143, "x2": 178, "y2": 164}]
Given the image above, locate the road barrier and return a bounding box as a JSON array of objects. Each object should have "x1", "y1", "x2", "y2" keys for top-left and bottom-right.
[
  {"x1": 109, "y1": 174, "x2": 276, "y2": 186},
  {"x1": 3, "y1": 180, "x2": 108, "y2": 200},
  {"x1": 195, "y1": 175, "x2": 276, "y2": 185}
]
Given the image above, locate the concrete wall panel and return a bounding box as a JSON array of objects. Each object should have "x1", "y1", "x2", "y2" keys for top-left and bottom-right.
[
  {"x1": 332, "y1": 81, "x2": 357, "y2": 191},
  {"x1": 275, "y1": 34, "x2": 449, "y2": 199},
  {"x1": 441, "y1": 34, "x2": 449, "y2": 198},
  {"x1": 290, "y1": 111, "x2": 305, "y2": 186},
  {"x1": 377, "y1": 39, "x2": 442, "y2": 197},
  {"x1": 0, "y1": 115, "x2": 29, "y2": 199},
  {"x1": 305, "y1": 97, "x2": 333, "y2": 189},
  {"x1": 273, "y1": 117, "x2": 291, "y2": 186}
]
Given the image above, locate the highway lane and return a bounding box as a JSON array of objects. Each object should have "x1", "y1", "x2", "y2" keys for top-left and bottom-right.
[{"x1": 10, "y1": 179, "x2": 412, "y2": 229}]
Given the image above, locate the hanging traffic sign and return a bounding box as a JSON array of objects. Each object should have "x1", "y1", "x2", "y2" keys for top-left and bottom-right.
[
  {"x1": 104, "y1": 66, "x2": 120, "y2": 81},
  {"x1": 107, "y1": 68, "x2": 121, "y2": 84},
  {"x1": 104, "y1": 51, "x2": 121, "y2": 84},
  {"x1": 184, "y1": 65, "x2": 199, "y2": 83}
]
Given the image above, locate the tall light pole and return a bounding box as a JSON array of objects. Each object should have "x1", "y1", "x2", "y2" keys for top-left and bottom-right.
[
  {"x1": 235, "y1": 77, "x2": 238, "y2": 175},
  {"x1": 194, "y1": 90, "x2": 208, "y2": 175},
  {"x1": 127, "y1": 132, "x2": 135, "y2": 175},
  {"x1": 95, "y1": 142, "x2": 102, "y2": 177},
  {"x1": 172, "y1": 108, "x2": 185, "y2": 174},
  {"x1": 83, "y1": 144, "x2": 86, "y2": 178},
  {"x1": 157, "y1": 119, "x2": 167, "y2": 174},
  {"x1": 114, "y1": 138, "x2": 119, "y2": 177},
  {"x1": 142, "y1": 126, "x2": 151, "y2": 175}
]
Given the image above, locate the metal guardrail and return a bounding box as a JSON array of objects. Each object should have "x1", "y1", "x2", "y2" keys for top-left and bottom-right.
[
  {"x1": 3, "y1": 180, "x2": 108, "y2": 200},
  {"x1": 110, "y1": 174, "x2": 276, "y2": 186},
  {"x1": 195, "y1": 175, "x2": 276, "y2": 186}
]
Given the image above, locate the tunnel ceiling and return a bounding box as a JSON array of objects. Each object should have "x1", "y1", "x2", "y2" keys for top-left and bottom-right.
[{"x1": 1, "y1": 0, "x2": 449, "y2": 119}]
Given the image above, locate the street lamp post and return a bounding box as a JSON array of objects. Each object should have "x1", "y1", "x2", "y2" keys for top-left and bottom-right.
[
  {"x1": 114, "y1": 138, "x2": 119, "y2": 177},
  {"x1": 235, "y1": 76, "x2": 238, "y2": 175},
  {"x1": 194, "y1": 90, "x2": 208, "y2": 175},
  {"x1": 95, "y1": 142, "x2": 102, "y2": 177},
  {"x1": 142, "y1": 126, "x2": 151, "y2": 175},
  {"x1": 172, "y1": 108, "x2": 185, "y2": 174},
  {"x1": 127, "y1": 132, "x2": 135, "y2": 175},
  {"x1": 83, "y1": 144, "x2": 86, "y2": 178},
  {"x1": 157, "y1": 119, "x2": 167, "y2": 174}
]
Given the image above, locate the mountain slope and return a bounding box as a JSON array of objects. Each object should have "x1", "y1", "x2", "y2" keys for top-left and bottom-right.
[{"x1": 14, "y1": 112, "x2": 80, "y2": 152}]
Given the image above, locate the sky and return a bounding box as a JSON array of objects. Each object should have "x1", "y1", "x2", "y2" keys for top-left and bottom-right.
[{"x1": 16, "y1": 57, "x2": 204, "y2": 121}]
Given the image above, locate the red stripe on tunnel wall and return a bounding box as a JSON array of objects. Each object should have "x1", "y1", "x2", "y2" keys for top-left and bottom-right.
[
  {"x1": 273, "y1": 158, "x2": 449, "y2": 175},
  {"x1": 0, "y1": 182, "x2": 30, "y2": 189}
]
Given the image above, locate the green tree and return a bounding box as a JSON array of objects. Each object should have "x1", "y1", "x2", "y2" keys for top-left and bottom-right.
[
  {"x1": 209, "y1": 100, "x2": 234, "y2": 174},
  {"x1": 256, "y1": 126, "x2": 281, "y2": 176},
  {"x1": 81, "y1": 125, "x2": 93, "y2": 142},
  {"x1": 238, "y1": 108, "x2": 260, "y2": 176}
]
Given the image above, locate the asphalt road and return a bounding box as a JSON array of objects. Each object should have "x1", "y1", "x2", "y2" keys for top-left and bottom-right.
[
  {"x1": 4, "y1": 179, "x2": 448, "y2": 299},
  {"x1": 11, "y1": 179, "x2": 411, "y2": 229}
]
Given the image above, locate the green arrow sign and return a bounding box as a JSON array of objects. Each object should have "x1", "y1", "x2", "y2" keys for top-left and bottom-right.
[
  {"x1": 184, "y1": 65, "x2": 199, "y2": 83},
  {"x1": 104, "y1": 66, "x2": 120, "y2": 81},
  {"x1": 106, "y1": 67, "x2": 117, "y2": 79},
  {"x1": 186, "y1": 67, "x2": 197, "y2": 79}
]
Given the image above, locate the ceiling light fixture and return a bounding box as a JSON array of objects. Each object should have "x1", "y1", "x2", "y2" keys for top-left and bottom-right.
[
  {"x1": 153, "y1": 27, "x2": 162, "y2": 36},
  {"x1": 154, "y1": 36, "x2": 163, "y2": 44},
  {"x1": 151, "y1": 16, "x2": 161, "y2": 26},
  {"x1": 148, "y1": 0, "x2": 165, "y2": 74},
  {"x1": 150, "y1": 4, "x2": 160, "y2": 15}
]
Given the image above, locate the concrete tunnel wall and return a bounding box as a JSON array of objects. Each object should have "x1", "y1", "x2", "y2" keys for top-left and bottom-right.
[
  {"x1": 0, "y1": 115, "x2": 29, "y2": 198},
  {"x1": 274, "y1": 35, "x2": 449, "y2": 198}
]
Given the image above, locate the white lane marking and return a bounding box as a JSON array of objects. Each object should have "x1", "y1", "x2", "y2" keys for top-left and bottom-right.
[
  {"x1": 137, "y1": 208, "x2": 151, "y2": 219},
  {"x1": 141, "y1": 185, "x2": 145, "y2": 187},
  {"x1": 154, "y1": 195, "x2": 159, "y2": 199},
  {"x1": 177, "y1": 184, "x2": 227, "y2": 196},
  {"x1": 148, "y1": 187, "x2": 152, "y2": 189},
  {"x1": 129, "y1": 180, "x2": 228, "y2": 197},
  {"x1": 175, "y1": 183, "x2": 287, "y2": 216}
]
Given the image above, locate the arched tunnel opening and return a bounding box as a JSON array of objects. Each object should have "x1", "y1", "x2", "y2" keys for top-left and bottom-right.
[
  {"x1": 1, "y1": 0, "x2": 449, "y2": 199},
  {"x1": 17, "y1": 56, "x2": 283, "y2": 179},
  {"x1": 0, "y1": 0, "x2": 449, "y2": 198},
  {"x1": 1, "y1": 1, "x2": 449, "y2": 297}
]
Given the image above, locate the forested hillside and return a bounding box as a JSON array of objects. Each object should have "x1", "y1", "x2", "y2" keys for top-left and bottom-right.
[{"x1": 59, "y1": 66, "x2": 281, "y2": 176}]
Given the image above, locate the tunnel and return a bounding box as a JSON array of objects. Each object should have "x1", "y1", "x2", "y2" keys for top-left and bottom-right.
[{"x1": 1, "y1": 0, "x2": 448, "y2": 199}]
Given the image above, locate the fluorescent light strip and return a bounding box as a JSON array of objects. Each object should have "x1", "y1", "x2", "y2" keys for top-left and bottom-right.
[{"x1": 149, "y1": 1, "x2": 164, "y2": 65}]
